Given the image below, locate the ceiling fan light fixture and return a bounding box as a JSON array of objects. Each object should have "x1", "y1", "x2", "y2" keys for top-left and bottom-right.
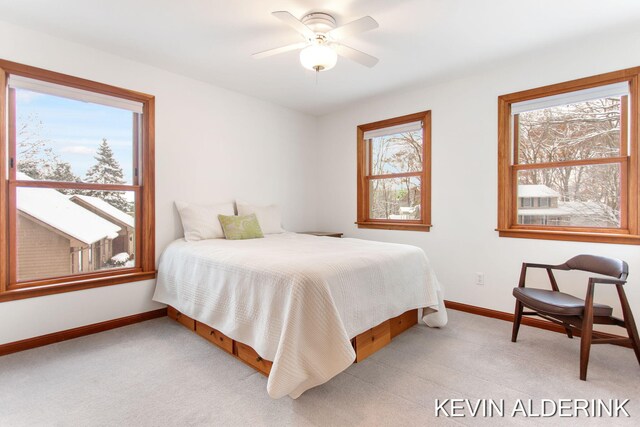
[
  {"x1": 253, "y1": 11, "x2": 379, "y2": 71},
  {"x1": 299, "y1": 44, "x2": 337, "y2": 72}
]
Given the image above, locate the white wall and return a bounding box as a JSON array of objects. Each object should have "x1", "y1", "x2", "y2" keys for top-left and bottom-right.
[
  {"x1": 0, "y1": 21, "x2": 318, "y2": 344},
  {"x1": 4, "y1": 19, "x2": 640, "y2": 345},
  {"x1": 315, "y1": 27, "x2": 640, "y2": 323}
]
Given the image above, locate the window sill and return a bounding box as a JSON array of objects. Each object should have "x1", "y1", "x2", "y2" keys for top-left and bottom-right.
[
  {"x1": 356, "y1": 221, "x2": 432, "y2": 232},
  {"x1": 0, "y1": 271, "x2": 157, "y2": 302},
  {"x1": 497, "y1": 228, "x2": 640, "y2": 245}
]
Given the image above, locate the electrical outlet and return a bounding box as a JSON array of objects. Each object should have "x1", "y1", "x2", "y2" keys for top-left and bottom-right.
[{"x1": 475, "y1": 272, "x2": 485, "y2": 286}]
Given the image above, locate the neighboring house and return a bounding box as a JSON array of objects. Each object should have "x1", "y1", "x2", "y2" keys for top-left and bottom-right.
[
  {"x1": 16, "y1": 173, "x2": 121, "y2": 282},
  {"x1": 389, "y1": 205, "x2": 420, "y2": 220},
  {"x1": 517, "y1": 184, "x2": 618, "y2": 227},
  {"x1": 517, "y1": 185, "x2": 570, "y2": 225},
  {"x1": 70, "y1": 195, "x2": 135, "y2": 257}
]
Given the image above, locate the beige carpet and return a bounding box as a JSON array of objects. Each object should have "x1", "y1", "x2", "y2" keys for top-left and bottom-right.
[{"x1": 1, "y1": 310, "x2": 639, "y2": 426}]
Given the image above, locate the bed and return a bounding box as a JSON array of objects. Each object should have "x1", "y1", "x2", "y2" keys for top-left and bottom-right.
[{"x1": 153, "y1": 232, "x2": 446, "y2": 398}]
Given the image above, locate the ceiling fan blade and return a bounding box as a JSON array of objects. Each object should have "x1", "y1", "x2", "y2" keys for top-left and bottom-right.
[
  {"x1": 334, "y1": 44, "x2": 379, "y2": 68},
  {"x1": 272, "y1": 11, "x2": 316, "y2": 41},
  {"x1": 327, "y1": 16, "x2": 378, "y2": 41},
  {"x1": 252, "y1": 42, "x2": 308, "y2": 59}
]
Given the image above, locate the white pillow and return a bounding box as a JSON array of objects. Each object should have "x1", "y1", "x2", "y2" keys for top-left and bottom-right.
[
  {"x1": 236, "y1": 201, "x2": 284, "y2": 234},
  {"x1": 175, "y1": 201, "x2": 235, "y2": 241}
]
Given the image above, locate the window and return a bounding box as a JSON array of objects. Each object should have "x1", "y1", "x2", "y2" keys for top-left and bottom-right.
[
  {"x1": 0, "y1": 59, "x2": 155, "y2": 301},
  {"x1": 356, "y1": 111, "x2": 431, "y2": 231},
  {"x1": 498, "y1": 67, "x2": 640, "y2": 244}
]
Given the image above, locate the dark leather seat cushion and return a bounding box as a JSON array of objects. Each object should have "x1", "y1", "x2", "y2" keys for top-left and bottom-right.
[{"x1": 513, "y1": 287, "x2": 613, "y2": 317}]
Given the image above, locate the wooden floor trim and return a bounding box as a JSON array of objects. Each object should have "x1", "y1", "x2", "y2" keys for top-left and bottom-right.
[
  {"x1": 444, "y1": 300, "x2": 631, "y2": 348},
  {"x1": 0, "y1": 307, "x2": 167, "y2": 356}
]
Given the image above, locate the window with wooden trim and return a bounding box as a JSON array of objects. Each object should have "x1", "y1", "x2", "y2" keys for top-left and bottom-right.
[
  {"x1": 498, "y1": 67, "x2": 640, "y2": 244},
  {"x1": 0, "y1": 60, "x2": 156, "y2": 302},
  {"x1": 357, "y1": 111, "x2": 431, "y2": 231}
]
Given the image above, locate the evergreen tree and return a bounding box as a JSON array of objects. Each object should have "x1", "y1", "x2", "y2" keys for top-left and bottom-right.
[
  {"x1": 49, "y1": 162, "x2": 82, "y2": 195},
  {"x1": 85, "y1": 139, "x2": 131, "y2": 212},
  {"x1": 49, "y1": 162, "x2": 79, "y2": 182}
]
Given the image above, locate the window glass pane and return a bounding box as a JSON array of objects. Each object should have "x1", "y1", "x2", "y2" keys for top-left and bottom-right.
[
  {"x1": 516, "y1": 163, "x2": 621, "y2": 228},
  {"x1": 517, "y1": 96, "x2": 624, "y2": 164},
  {"x1": 14, "y1": 87, "x2": 139, "y2": 184},
  {"x1": 369, "y1": 177, "x2": 421, "y2": 220},
  {"x1": 369, "y1": 129, "x2": 422, "y2": 175},
  {"x1": 16, "y1": 187, "x2": 136, "y2": 282}
]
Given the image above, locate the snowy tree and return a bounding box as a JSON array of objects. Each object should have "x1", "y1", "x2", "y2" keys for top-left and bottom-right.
[
  {"x1": 518, "y1": 98, "x2": 622, "y2": 227},
  {"x1": 85, "y1": 139, "x2": 132, "y2": 212},
  {"x1": 49, "y1": 162, "x2": 74, "y2": 181},
  {"x1": 48, "y1": 163, "x2": 81, "y2": 194},
  {"x1": 369, "y1": 131, "x2": 423, "y2": 219},
  {"x1": 17, "y1": 113, "x2": 80, "y2": 187},
  {"x1": 16, "y1": 113, "x2": 48, "y2": 179}
]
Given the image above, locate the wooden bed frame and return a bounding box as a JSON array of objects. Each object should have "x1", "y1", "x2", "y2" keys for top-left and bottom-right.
[{"x1": 167, "y1": 306, "x2": 418, "y2": 376}]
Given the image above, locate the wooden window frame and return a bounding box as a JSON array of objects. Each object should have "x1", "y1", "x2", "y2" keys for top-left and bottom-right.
[
  {"x1": 356, "y1": 111, "x2": 432, "y2": 232},
  {"x1": 497, "y1": 66, "x2": 640, "y2": 245},
  {"x1": 0, "y1": 59, "x2": 156, "y2": 302}
]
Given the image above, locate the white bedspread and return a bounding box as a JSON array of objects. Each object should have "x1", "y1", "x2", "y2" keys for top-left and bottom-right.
[{"x1": 153, "y1": 233, "x2": 447, "y2": 399}]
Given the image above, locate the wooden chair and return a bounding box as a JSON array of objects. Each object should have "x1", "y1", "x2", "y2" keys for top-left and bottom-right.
[{"x1": 511, "y1": 254, "x2": 640, "y2": 380}]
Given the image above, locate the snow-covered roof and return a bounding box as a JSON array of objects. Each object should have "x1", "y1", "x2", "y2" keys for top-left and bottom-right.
[
  {"x1": 16, "y1": 172, "x2": 121, "y2": 245},
  {"x1": 518, "y1": 185, "x2": 560, "y2": 198},
  {"x1": 70, "y1": 195, "x2": 134, "y2": 228}
]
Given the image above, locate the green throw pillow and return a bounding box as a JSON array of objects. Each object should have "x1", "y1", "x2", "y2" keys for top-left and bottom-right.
[{"x1": 218, "y1": 213, "x2": 264, "y2": 240}]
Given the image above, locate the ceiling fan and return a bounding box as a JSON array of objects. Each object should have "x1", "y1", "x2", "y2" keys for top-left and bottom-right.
[{"x1": 252, "y1": 11, "x2": 379, "y2": 72}]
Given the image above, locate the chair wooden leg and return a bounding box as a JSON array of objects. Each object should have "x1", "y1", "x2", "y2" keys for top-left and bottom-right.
[
  {"x1": 580, "y1": 283, "x2": 595, "y2": 381},
  {"x1": 616, "y1": 285, "x2": 640, "y2": 365},
  {"x1": 512, "y1": 300, "x2": 524, "y2": 343}
]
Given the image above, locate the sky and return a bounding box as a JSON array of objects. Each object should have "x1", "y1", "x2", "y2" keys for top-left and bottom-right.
[{"x1": 16, "y1": 88, "x2": 135, "y2": 183}]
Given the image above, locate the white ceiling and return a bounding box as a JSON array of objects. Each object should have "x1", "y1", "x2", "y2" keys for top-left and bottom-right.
[{"x1": 1, "y1": 0, "x2": 640, "y2": 116}]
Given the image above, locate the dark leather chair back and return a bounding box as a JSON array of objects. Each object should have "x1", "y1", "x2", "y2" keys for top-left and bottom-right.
[{"x1": 562, "y1": 255, "x2": 628, "y2": 280}]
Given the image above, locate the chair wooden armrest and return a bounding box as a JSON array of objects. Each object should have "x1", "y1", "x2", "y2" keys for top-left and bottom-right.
[
  {"x1": 589, "y1": 277, "x2": 627, "y2": 286},
  {"x1": 523, "y1": 262, "x2": 568, "y2": 270},
  {"x1": 518, "y1": 262, "x2": 566, "y2": 292}
]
